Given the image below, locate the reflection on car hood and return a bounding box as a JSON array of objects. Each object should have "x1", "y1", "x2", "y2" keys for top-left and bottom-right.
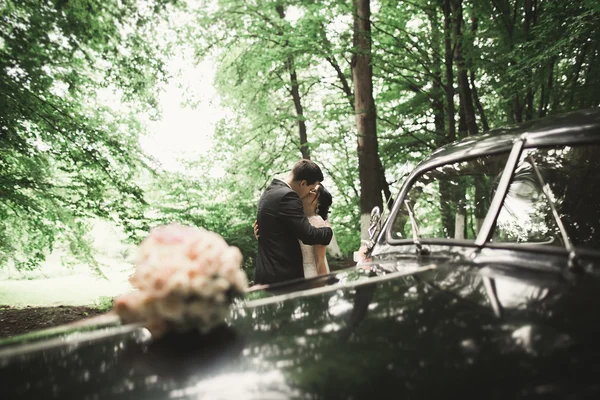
[{"x1": 2, "y1": 260, "x2": 600, "y2": 399}]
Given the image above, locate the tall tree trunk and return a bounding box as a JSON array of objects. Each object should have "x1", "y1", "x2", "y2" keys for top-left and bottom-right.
[
  {"x1": 276, "y1": 6, "x2": 310, "y2": 159},
  {"x1": 443, "y1": 0, "x2": 456, "y2": 143},
  {"x1": 352, "y1": 0, "x2": 383, "y2": 239},
  {"x1": 468, "y1": 14, "x2": 489, "y2": 131},
  {"x1": 441, "y1": 0, "x2": 457, "y2": 237},
  {"x1": 431, "y1": 3, "x2": 447, "y2": 146},
  {"x1": 320, "y1": 23, "x2": 355, "y2": 111},
  {"x1": 568, "y1": 44, "x2": 588, "y2": 109},
  {"x1": 451, "y1": 0, "x2": 478, "y2": 137},
  {"x1": 581, "y1": 47, "x2": 598, "y2": 108},
  {"x1": 524, "y1": 0, "x2": 537, "y2": 121},
  {"x1": 454, "y1": 106, "x2": 468, "y2": 239},
  {"x1": 513, "y1": 94, "x2": 523, "y2": 123},
  {"x1": 466, "y1": 12, "x2": 488, "y2": 234},
  {"x1": 435, "y1": 1, "x2": 455, "y2": 237},
  {"x1": 470, "y1": 70, "x2": 490, "y2": 131},
  {"x1": 321, "y1": 23, "x2": 392, "y2": 211},
  {"x1": 525, "y1": 89, "x2": 534, "y2": 121},
  {"x1": 539, "y1": 58, "x2": 555, "y2": 117}
]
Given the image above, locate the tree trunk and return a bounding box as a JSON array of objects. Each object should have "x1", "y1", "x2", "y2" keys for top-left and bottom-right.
[
  {"x1": 513, "y1": 94, "x2": 523, "y2": 123},
  {"x1": 276, "y1": 6, "x2": 310, "y2": 159},
  {"x1": 430, "y1": 3, "x2": 447, "y2": 146},
  {"x1": 321, "y1": 23, "x2": 392, "y2": 210},
  {"x1": 434, "y1": 2, "x2": 455, "y2": 237},
  {"x1": 443, "y1": 0, "x2": 456, "y2": 143},
  {"x1": 539, "y1": 58, "x2": 555, "y2": 117},
  {"x1": 451, "y1": 0, "x2": 478, "y2": 137},
  {"x1": 524, "y1": 0, "x2": 537, "y2": 121},
  {"x1": 470, "y1": 70, "x2": 490, "y2": 131},
  {"x1": 525, "y1": 88, "x2": 534, "y2": 121},
  {"x1": 440, "y1": 180, "x2": 455, "y2": 238},
  {"x1": 581, "y1": 47, "x2": 598, "y2": 108},
  {"x1": 321, "y1": 22, "x2": 355, "y2": 111},
  {"x1": 474, "y1": 179, "x2": 487, "y2": 235},
  {"x1": 468, "y1": 15, "x2": 489, "y2": 131},
  {"x1": 352, "y1": 0, "x2": 383, "y2": 239},
  {"x1": 568, "y1": 44, "x2": 588, "y2": 109},
  {"x1": 454, "y1": 106, "x2": 468, "y2": 239}
]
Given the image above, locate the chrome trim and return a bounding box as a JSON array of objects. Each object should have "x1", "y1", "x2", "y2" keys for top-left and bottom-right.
[
  {"x1": 404, "y1": 200, "x2": 425, "y2": 255},
  {"x1": 484, "y1": 241, "x2": 569, "y2": 255},
  {"x1": 528, "y1": 154, "x2": 580, "y2": 270},
  {"x1": 475, "y1": 140, "x2": 524, "y2": 247},
  {"x1": 482, "y1": 277, "x2": 503, "y2": 318},
  {"x1": 368, "y1": 206, "x2": 381, "y2": 239},
  {"x1": 243, "y1": 265, "x2": 437, "y2": 309}
]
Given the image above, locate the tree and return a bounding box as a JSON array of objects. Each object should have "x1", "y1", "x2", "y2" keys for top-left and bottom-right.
[
  {"x1": 0, "y1": 0, "x2": 174, "y2": 273},
  {"x1": 352, "y1": 0, "x2": 383, "y2": 239}
]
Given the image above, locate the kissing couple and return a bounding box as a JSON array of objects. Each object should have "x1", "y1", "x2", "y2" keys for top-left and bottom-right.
[{"x1": 254, "y1": 159, "x2": 335, "y2": 285}]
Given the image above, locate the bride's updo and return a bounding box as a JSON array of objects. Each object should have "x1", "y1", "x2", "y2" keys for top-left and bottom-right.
[{"x1": 317, "y1": 184, "x2": 333, "y2": 221}]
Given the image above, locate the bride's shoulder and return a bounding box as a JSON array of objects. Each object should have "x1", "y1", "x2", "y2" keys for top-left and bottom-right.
[{"x1": 309, "y1": 215, "x2": 328, "y2": 228}]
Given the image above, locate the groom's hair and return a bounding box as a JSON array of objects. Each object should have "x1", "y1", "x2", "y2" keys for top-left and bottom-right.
[{"x1": 291, "y1": 159, "x2": 324, "y2": 184}]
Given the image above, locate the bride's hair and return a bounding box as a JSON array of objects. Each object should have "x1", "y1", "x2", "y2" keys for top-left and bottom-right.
[{"x1": 316, "y1": 184, "x2": 332, "y2": 221}]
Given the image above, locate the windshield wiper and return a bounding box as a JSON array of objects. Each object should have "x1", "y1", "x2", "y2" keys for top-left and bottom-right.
[
  {"x1": 404, "y1": 200, "x2": 429, "y2": 256},
  {"x1": 528, "y1": 155, "x2": 581, "y2": 273}
]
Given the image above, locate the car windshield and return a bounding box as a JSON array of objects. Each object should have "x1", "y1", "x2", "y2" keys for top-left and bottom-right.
[
  {"x1": 391, "y1": 153, "x2": 510, "y2": 241},
  {"x1": 492, "y1": 144, "x2": 600, "y2": 250}
]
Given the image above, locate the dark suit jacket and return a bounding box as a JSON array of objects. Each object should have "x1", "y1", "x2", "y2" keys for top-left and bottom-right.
[{"x1": 255, "y1": 179, "x2": 333, "y2": 284}]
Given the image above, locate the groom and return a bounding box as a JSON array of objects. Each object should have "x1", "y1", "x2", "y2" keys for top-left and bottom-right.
[{"x1": 255, "y1": 160, "x2": 333, "y2": 285}]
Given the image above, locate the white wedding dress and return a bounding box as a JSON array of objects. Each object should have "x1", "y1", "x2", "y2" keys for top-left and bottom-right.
[{"x1": 299, "y1": 215, "x2": 331, "y2": 278}]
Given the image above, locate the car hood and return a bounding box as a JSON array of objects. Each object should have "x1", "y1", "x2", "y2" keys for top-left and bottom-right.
[{"x1": 2, "y1": 260, "x2": 600, "y2": 399}]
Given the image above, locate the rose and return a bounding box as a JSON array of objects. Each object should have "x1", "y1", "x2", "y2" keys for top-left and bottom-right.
[{"x1": 113, "y1": 291, "x2": 154, "y2": 324}]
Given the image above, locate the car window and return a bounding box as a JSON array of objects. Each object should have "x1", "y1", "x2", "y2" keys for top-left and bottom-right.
[
  {"x1": 391, "y1": 153, "x2": 510, "y2": 241},
  {"x1": 492, "y1": 145, "x2": 600, "y2": 250}
]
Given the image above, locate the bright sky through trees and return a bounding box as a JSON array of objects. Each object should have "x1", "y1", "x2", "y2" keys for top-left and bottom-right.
[{"x1": 141, "y1": 53, "x2": 226, "y2": 177}]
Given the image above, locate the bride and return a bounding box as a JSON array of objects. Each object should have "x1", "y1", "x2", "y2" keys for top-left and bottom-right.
[{"x1": 299, "y1": 184, "x2": 333, "y2": 278}]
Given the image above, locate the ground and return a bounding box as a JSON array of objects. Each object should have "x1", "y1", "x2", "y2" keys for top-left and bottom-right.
[
  {"x1": 0, "y1": 305, "x2": 106, "y2": 339},
  {"x1": 0, "y1": 271, "x2": 129, "y2": 340}
]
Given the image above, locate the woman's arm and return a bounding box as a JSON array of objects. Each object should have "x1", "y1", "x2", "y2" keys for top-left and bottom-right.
[
  {"x1": 313, "y1": 244, "x2": 329, "y2": 275},
  {"x1": 308, "y1": 216, "x2": 329, "y2": 275}
]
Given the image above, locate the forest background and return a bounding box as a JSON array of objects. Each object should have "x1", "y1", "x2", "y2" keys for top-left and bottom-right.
[{"x1": 1, "y1": 0, "x2": 599, "y2": 297}]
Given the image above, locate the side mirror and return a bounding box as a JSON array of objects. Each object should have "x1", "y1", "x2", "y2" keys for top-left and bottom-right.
[
  {"x1": 368, "y1": 206, "x2": 381, "y2": 239},
  {"x1": 355, "y1": 207, "x2": 382, "y2": 263}
]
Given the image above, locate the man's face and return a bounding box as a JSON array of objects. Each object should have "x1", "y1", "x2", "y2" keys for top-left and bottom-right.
[{"x1": 299, "y1": 181, "x2": 319, "y2": 199}]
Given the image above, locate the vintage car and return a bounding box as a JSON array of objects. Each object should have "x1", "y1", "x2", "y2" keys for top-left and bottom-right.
[{"x1": 2, "y1": 108, "x2": 600, "y2": 399}]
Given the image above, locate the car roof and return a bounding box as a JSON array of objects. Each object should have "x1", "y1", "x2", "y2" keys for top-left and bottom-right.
[{"x1": 418, "y1": 108, "x2": 600, "y2": 172}]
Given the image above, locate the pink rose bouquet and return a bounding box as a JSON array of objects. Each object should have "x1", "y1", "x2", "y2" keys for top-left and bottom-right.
[{"x1": 113, "y1": 224, "x2": 248, "y2": 338}]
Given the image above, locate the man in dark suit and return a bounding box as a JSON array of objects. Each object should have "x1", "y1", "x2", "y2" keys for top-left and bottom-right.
[{"x1": 255, "y1": 160, "x2": 333, "y2": 284}]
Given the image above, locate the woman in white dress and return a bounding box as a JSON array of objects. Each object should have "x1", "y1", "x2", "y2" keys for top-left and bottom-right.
[{"x1": 299, "y1": 184, "x2": 333, "y2": 278}]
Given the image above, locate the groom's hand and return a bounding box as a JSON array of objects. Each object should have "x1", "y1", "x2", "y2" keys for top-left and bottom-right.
[{"x1": 253, "y1": 220, "x2": 259, "y2": 239}]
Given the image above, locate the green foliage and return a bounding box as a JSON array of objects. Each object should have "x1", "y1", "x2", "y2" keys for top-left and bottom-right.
[
  {"x1": 0, "y1": 0, "x2": 176, "y2": 273},
  {"x1": 93, "y1": 295, "x2": 114, "y2": 312}
]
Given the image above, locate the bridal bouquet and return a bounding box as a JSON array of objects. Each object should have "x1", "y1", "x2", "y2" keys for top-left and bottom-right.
[{"x1": 113, "y1": 224, "x2": 248, "y2": 338}]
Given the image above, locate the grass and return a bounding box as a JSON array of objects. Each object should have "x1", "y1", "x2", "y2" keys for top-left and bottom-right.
[
  {"x1": 93, "y1": 295, "x2": 115, "y2": 312},
  {"x1": 0, "y1": 273, "x2": 132, "y2": 307}
]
